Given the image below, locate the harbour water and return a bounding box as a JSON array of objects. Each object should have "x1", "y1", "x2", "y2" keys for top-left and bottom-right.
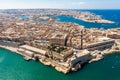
[
  {"x1": 18, "y1": 15, "x2": 29, "y2": 21},
  {"x1": 0, "y1": 48, "x2": 120, "y2": 80},
  {"x1": 55, "y1": 10, "x2": 120, "y2": 29},
  {"x1": 0, "y1": 10, "x2": 120, "y2": 80}
]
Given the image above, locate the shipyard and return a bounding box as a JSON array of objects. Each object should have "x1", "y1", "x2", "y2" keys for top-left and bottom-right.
[{"x1": 0, "y1": 9, "x2": 120, "y2": 74}]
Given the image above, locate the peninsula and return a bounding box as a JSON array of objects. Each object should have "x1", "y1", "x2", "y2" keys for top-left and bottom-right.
[
  {"x1": 0, "y1": 9, "x2": 115, "y2": 23},
  {"x1": 0, "y1": 9, "x2": 119, "y2": 74}
]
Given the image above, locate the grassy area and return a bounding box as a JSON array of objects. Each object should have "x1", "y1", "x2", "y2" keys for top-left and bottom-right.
[{"x1": 47, "y1": 44, "x2": 67, "y2": 53}]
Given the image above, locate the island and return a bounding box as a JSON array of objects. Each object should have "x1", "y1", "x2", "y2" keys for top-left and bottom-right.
[{"x1": 0, "y1": 9, "x2": 119, "y2": 74}]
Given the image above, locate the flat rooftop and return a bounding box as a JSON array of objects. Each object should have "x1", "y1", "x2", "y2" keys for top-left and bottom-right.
[
  {"x1": 75, "y1": 49, "x2": 90, "y2": 57},
  {"x1": 70, "y1": 49, "x2": 90, "y2": 60},
  {"x1": 20, "y1": 45, "x2": 46, "y2": 55},
  {"x1": 51, "y1": 32, "x2": 68, "y2": 39}
]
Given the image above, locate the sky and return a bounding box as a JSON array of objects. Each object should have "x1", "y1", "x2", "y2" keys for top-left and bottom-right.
[{"x1": 0, "y1": 0, "x2": 120, "y2": 9}]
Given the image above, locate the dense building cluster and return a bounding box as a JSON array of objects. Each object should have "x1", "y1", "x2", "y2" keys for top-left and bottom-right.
[{"x1": 0, "y1": 9, "x2": 119, "y2": 74}]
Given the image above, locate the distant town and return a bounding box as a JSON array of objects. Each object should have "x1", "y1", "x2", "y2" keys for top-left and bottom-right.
[{"x1": 0, "y1": 9, "x2": 120, "y2": 74}]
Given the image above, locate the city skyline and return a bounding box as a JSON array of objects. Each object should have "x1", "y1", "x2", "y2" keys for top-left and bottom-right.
[{"x1": 0, "y1": 0, "x2": 120, "y2": 9}]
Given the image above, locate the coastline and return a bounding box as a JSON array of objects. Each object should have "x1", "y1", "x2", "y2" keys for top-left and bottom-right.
[
  {"x1": 74, "y1": 17, "x2": 115, "y2": 24},
  {"x1": 0, "y1": 45, "x2": 22, "y2": 55},
  {"x1": 0, "y1": 9, "x2": 119, "y2": 74},
  {"x1": 0, "y1": 43, "x2": 120, "y2": 74},
  {"x1": 0, "y1": 45, "x2": 36, "y2": 60},
  {"x1": 0, "y1": 45, "x2": 70, "y2": 74},
  {"x1": 89, "y1": 48, "x2": 120, "y2": 63}
]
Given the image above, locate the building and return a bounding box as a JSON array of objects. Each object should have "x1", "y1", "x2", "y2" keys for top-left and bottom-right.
[
  {"x1": 50, "y1": 32, "x2": 68, "y2": 46},
  {"x1": 18, "y1": 45, "x2": 46, "y2": 58},
  {"x1": 107, "y1": 34, "x2": 120, "y2": 39},
  {"x1": 70, "y1": 49, "x2": 91, "y2": 67},
  {"x1": 46, "y1": 48, "x2": 74, "y2": 62},
  {"x1": 18, "y1": 48, "x2": 34, "y2": 57},
  {"x1": 86, "y1": 39, "x2": 115, "y2": 51}
]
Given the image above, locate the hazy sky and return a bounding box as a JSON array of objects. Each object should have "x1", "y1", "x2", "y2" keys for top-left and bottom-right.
[{"x1": 0, "y1": 0, "x2": 120, "y2": 9}]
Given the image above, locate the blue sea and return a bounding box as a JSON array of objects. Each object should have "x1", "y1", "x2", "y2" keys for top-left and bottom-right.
[
  {"x1": 0, "y1": 10, "x2": 120, "y2": 80},
  {"x1": 55, "y1": 10, "x2": 120, "y2": 29},
  {"x1": 18, "y1": 15, "x2": 29, "y2": 21}
]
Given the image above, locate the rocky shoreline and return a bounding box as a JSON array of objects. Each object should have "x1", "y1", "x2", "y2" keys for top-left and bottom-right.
[
  {"x1": 0, "y1": 43, "x2": 120, "y2": 74},
  {"x1": 0, "y1": 45, "x2": 70, "y2": 74}
]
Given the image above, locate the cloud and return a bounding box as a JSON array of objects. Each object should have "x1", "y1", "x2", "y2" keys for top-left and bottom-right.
[
  {"x1": 71, "y1": 2, "x2": 86, "y2": 5},
  {"x1": 78, "y1": 2, "x2": 86, "y2": 5}
]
